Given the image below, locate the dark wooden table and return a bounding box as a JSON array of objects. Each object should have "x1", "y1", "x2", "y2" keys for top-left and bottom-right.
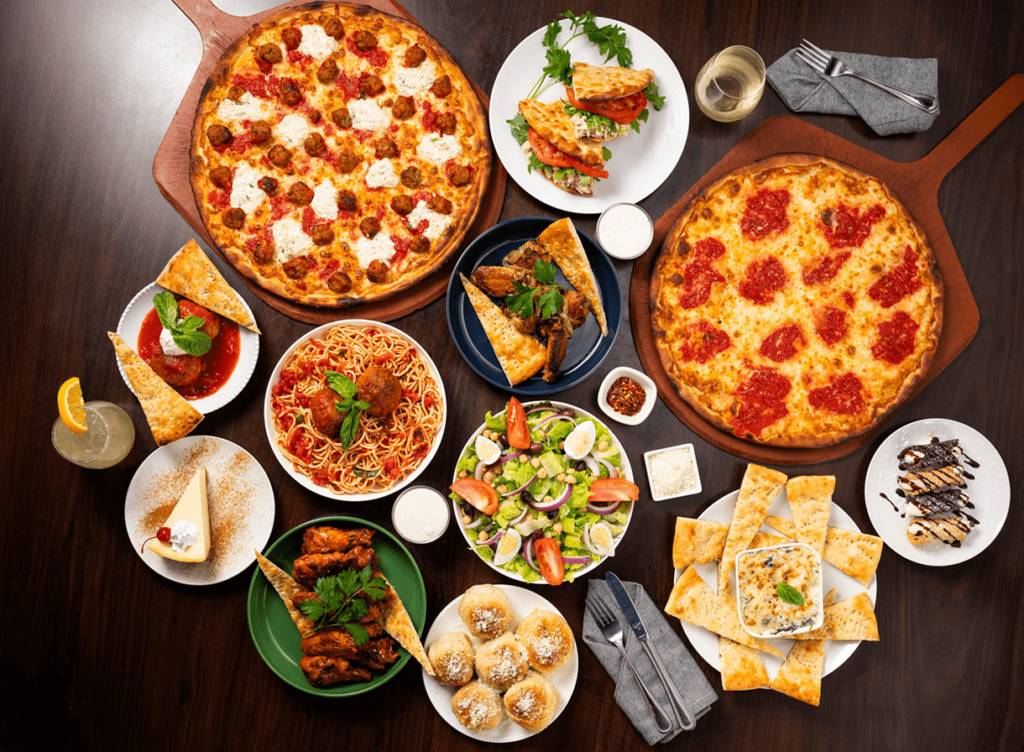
[{"x1": 3, "y1": 0, "x2": 1021, "y2": 749}]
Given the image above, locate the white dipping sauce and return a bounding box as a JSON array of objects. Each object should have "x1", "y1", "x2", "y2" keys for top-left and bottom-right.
[
  {"x1": 392, "y1": 486, "x2": 450, "y2": 543},
  {"x1": 597, "y1": 203, "x2": 654, "y2": 259}
]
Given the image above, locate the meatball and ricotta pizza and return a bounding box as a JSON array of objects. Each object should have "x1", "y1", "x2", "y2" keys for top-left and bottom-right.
[
  {"x1": 190, "y1": 2, "x2": 491, "y2": 307},
  {"x1": 652, "y1": 155, "x2": 943, "y2": 448}
]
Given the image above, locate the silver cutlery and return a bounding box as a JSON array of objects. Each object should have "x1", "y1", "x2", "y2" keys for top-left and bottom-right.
[
  {"x1": 590, "y1": 597, "x2": 675, "y2": 734},
  {"x1": 605, "y1": 573, "x2": 697, "y2": 731},
  {"x1": 795, "y1": 39, "x2": 939, "y2": 113}
]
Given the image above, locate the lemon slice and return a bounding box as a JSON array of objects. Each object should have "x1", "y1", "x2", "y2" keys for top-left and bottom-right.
[{"x1": 58, "y1": 377, "x2": 88, "y2": 434}]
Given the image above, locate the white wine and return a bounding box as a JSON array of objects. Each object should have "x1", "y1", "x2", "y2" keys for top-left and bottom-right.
[
  {"x1": 695, "y1": 46, "x2": 766, "y2": 122},
  {"x1": 52, "y1": 401, "x2": 136, "y2": 469}
]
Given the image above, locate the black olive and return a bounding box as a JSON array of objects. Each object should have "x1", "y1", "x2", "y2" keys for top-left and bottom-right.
[
  {"x1": 530, "y1": 442, "x2": 544, "y2": 455},
  {"x1": 576, "y1": 461, "x2": 587, "y2": 472},
  {"x1": 498, "y1": 433, "x2": 508, "y2": 447},
  {"x1": 560, "y1": 409, "x2": 576, "y2": 418},
  {"x1": 520, "y1": 489, "x2": 534, "y2": 505}
]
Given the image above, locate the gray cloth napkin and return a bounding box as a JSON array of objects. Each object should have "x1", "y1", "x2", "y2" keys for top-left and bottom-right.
[
  {"x1": 583, "y1": 580, "x2": 717, "y2": 745},
  {"x1": 767, "y1": 48, "x2": 939, "y2": 135}
]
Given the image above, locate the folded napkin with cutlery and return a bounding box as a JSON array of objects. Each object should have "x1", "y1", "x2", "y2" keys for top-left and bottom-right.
[
  {"x1": 583, "y1": 579, "x2": 717, "y2": 744},
  {"x1": 767, "y1": 49, "x2": 939, "y2": 135}
]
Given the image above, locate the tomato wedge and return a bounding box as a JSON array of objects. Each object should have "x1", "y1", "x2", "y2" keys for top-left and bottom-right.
[
  {"x1": 566, "y1": 87, "x2": 648, "y2": 124},
  {"x1": 506, "y1": 396, "x2": 532, "y2": 450},
  {"x1": 450, "y1": 478, "x2": 499, "y2": 516},
  {"x1": 588, "y1": 477, "x2": 640, "y2": 502},
  {"x1": 527, "y1": 128, "x2": 609, "y2": 179},
  {"x1": 533, "y1": 537, "x2": 565, "y2": 586}
]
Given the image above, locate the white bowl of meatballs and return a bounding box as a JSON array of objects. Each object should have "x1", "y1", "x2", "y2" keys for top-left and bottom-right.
[{"x1": 421, "y1": 583, "x2": 578, "y2": 741}]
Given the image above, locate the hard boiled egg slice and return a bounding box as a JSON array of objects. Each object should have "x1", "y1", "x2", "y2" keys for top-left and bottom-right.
[
  {"x1": 563, "y1": 420, "x2": 596, "y2": 460},
  {"x1": 587, "y1": 522, "x2": 616, "y2": 557},
  {"x1": 475, "y1": 434, "x2": 502, "y2": 465},
  {"x1": 493, "y1": 528, "x2": 522, "y2": 566}
]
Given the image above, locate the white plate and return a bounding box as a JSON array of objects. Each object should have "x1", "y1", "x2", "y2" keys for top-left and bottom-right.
[
  {"x1": 125, "y1": 436, "x2": 275, "y2": 585},
  {"x1": 676, "y1": 489, "x2": 878, "y2": 680},
  {"x1": 864, "y1": 419, "x2": 1010, "y2": 566},
  {"x1": 116, "y1": 282, "x2": 259, "y2": 414},
  {"x1": 421, "y1": 585, "x2": 578, "y2": 742},
  {"x1": 489, "y1": 17, "x2": 688, "y2": 214},
  {"x1": 452, "y1": 401, "x2": 633, "y2": 584},
  {"x1": 264, "y1": 320, "x2": 447, "y2": 501}
]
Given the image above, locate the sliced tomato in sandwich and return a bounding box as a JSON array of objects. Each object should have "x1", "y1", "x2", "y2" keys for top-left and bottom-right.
[
  {"x1": 527, "y1": 128, "x2": 609, "y2": 179},
  {"x1": 566, "y1": 87, "x2": 648, "y2": 125}
]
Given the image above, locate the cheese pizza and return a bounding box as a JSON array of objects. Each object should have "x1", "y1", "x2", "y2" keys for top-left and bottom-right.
[
  {"x1": 652, "y1": 155, "x2": 942, "y2": 448},
  {"x1": 190, "y1": 2, "x2": 490, "y2": 307}
]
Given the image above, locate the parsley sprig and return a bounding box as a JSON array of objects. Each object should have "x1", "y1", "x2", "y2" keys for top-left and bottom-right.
[
  {"x1": 528, "y1": 11, "x2": 632, "y2": 100},
  {"x1": 326, "y1": 370, "x2": 371, "y2": 450},
  {"x1": 506, "y1": 259, "x2": 564, "y2": 320},
  {"x1": 298, "y1": 566, "x2": 388, "y2": 644},
  {"x1": 153, "y1": 291, "x2": 212, "y2": 357}
]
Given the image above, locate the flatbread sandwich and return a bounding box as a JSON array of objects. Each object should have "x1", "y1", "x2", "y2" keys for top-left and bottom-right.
[
  {"x1": 518, "y1": 99, "x2": 608, "y2": 196},
  {"x1": 565, "y1": 63, "x2": 657, "y2": 139}
]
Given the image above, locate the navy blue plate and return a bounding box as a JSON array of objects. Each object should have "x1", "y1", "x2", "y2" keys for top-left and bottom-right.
[{"x1": 446, "y1": 217, "x2": 621, "y2": 396}]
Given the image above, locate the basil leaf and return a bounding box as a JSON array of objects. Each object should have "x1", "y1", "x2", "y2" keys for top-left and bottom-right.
[
  {"x1": 776, "y1": 582, "x2": 806, "y2": 606},
  {"x1": 326, "y1": 370, "x2": 357, "y2": 399},
  {"x1": 177, "y1": 315, "x2": 206, "y2": 334},
  {"x1": 172, "y1": 331, "x2": 212, "y2": 357},
  {"x1": 153, "y1": 292, "x2": 178, "y2": 331},
  {"x1": 339, "y1": 407, "x2": 362, "y2": 450}
]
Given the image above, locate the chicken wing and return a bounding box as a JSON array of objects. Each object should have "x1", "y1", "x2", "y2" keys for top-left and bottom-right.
[
  {"x1": 292, "y1": 547, "x2": 378, "y2": 590},
  {"x1": 301, "y1": 526, "x2": 374, "y2": 555},
  {"x1": 299, "y1": 655, "x2": 372, "y2": 687}
]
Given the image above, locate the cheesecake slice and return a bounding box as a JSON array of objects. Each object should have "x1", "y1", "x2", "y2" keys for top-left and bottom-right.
[{"x1": 148, "y1": 467, "x2": 211, "y2": 562}]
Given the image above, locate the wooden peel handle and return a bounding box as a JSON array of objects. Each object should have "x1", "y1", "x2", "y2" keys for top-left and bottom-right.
[{"x1": 919, "y1": 74, "x2": 1024, "y2": 189}]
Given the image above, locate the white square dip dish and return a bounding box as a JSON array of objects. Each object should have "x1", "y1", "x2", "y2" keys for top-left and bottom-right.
[
  {"x1": 643, "y1": 443, "x2": 701, "y2": 501},
  {"x1": 736, "y1": 542, "x2": 824, "y2": 638}
]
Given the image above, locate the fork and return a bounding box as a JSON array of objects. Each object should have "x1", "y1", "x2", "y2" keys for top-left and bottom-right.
[
  {"x1": 795, "y1": 39, "x2": 939, "y2": 113},
  {"x1": 590, "y1": 597, "x2": 675, "y2": 734}
]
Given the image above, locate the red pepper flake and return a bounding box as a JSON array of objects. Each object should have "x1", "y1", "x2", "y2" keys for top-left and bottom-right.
[{"x1": 607, "y1": 377, "x2": 647, "y2": 417}]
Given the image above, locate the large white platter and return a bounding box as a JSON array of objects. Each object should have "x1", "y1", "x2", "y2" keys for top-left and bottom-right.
[
  {"x1": 489, "y1": 17, "x2": 688, "y2": 214},
  {"x1": 421, "y1": 584, "x2": 578, "y2": 742},
  {"x1": 676, "y1": 488, "x2": 878, "y2": 681},
  {"x1": 452, "y1": 401, "x2": 633, "y2": 584},
  {"x1": 864, "y1": 418, "x2": 1010, "y2": 566},
  {"x1": 125, "y1": 436, "x2": 275, "y2": 585},
  {"x1": 264, "y1": 320, "x2": 446, "y2": 501},
  {"x1": 116, "y1": 281, "x2": 259, "y2": 414}
]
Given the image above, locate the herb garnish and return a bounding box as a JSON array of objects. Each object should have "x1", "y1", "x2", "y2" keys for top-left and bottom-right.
[
  {"x1": 298, "y1": 566, "x2": 388, "y2": 644},
  {"x1": 325, "y1": 370, "x2": 371, "y2": 450},
  {"x1": 529, "y1": 11, "x2": 631, "y2": 100},
  {"x1": 506, "y1": 259, "x2": 564, "y2": 320},
  {"x1": 646, "y1": 82, "x2": 666, "y2": 110},
  {"x1": 776, "y1": 582, "x2": 806, "y2": 606},
  {"x1": 153, "y1": 291, "x2": 212, "y2": 357}
]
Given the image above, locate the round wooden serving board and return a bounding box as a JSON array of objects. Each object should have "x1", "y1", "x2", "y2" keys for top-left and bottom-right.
[
  {"x1": 630, "y1": 75, "x2": 1024, "y2": 465},
  {"x1": 153, "y1": 0, "x2": 506, "y2": 325}
]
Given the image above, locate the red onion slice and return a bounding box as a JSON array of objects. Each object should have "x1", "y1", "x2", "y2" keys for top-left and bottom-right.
[
  {"x1": 562, "y1": 555, "x2": 591, "y2": 565},
  {"x1": 585, "y1": 499, "x2": 622, "y2": 515},
  {"x1": 596, "y1": 458, "x2": 620, "y2": 479},
  {"x1": 503, "y1": 471, "x2": 538, "y2": 498},
  {"x1": 475, "y1": 529, "x2": 503, "y2": 547},
  {"x1": 535, "y1": 414, "x2": 577, "y2": 431},
  {"x1": 528, "y1": 483, "x2": 572, "y2": 512},
  {"x1": 508, "y1": 505, "x2": 529, "y2": 527},
  {"x1": 473, "y1": 460, "x2": 487, "y2": 480},
  {"x1": 524, "y1": 538, "x2": 540, "y2": 571}
]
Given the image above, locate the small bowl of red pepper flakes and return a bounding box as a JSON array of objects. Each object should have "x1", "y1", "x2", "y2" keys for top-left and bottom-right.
[{"x1": 597, "y1": 367, "x2": 657, "y2": 426}]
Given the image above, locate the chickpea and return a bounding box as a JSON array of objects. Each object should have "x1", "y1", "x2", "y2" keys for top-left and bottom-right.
[
  {"x1": 543, "y1": 495, "x2": 554, "y2": 505},
  {"x1": 598, "y1": 440, "x2": 609, "y2": 451},
  {"x1": 458, "y1": 470, "x2": 468, "y2": 479},
  {"x1": 519, "y1": 454, "x2": 529, "y2": 463},
  {"x1": 566, "y1": 475, "x2": 577, "y2": 485},
  {"x1": 525, "y1": 512, "x2": 534, "y2": 521},
  {"x1": 537, "y1": 469, "x2": 548, "y2": 480},
  {"x1": 483, "y1": 471, "x2": 494, "y2": 483},
  {"x1": 543, "y1": 530, "x2": 553, "y2": 538},
  {"x1": 531, "y1": 457, "x2": 541, "y2": 469},
  {"x1": 536, "y1": 430, "x2": 547, "y2": 440},
  {"x1": 557, "y1": 473, "x2": 566, "y2": 482},
  {"x1": 497, "y1": 484, "x2": 508, "y2": 494},
  {"x1": 478, "y1": 529, "x2": 490, "y2": 542},
  {"x1": 552, "y1": 522, "x2": 563, "y2": 534},
  {"x1": 462, "y1": 514, "x2": 471, "y2": 525},
  {"x1": 558, "y1": 441, "x2": 565, "y2": 450}
]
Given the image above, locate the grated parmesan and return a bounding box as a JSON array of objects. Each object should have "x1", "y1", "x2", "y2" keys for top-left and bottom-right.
[{"x1": 647, "y1": 445, "x2": 698, "y2": 499}]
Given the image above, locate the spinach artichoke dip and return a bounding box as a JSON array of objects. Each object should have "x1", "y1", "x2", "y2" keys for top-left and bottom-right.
[{"x1": 736, "y1": 543, "x2": 823, "y2": 638}]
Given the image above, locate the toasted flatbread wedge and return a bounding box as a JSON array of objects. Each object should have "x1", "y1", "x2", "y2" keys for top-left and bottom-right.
[
  {"x1": 519, "y1": 99, "x2": 604, "y2": 166},
  {"x1": 380, "y1": 575, "x2": 433, "y2": 675},
  {"x1": 791, "y1": 592, "x2": 879, "y2": 642},
  {"x1": 672, "y1": 517, "x2": 790, "y2": 569},
  {"x1": 665, "y1": 566, "x2": 782, "y2": 657},
  {"x1": 254, "y1": 550, "x2": 314, "y2": 635},
  {"x1": 108, "y1": 332, "x2": 203, "y2": 445},
  {"x1": 719, "y1": 637, "x2": 770, "y2": 691},
  {"x1": 770, "y1": 638, "x2": 825, "y2": 706},
  {"x1": 765, "y1": 516, "x2": 883, "y2": 587},
  {"x1": 156, "y1": 239, "x2": 260, "y2": 333},
  {"x1": 785, "y1": 475, "x2": 834, "y2": 557},
  {"x1": 718, "y1": 464, "x2": 788, "y2": 593},
  {"x1": 572, "y1": 62, "x2": 655, "y2": 101},
  {"x1": 537, "y1": 218, "x2": 607, "y2": 336},
  {"x1": 459, "y1": 274, "x2": 546, "y2": 385}
]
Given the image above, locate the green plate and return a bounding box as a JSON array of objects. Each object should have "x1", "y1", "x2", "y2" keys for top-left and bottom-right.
[{"x1": 247, "y1": 516, "x2": 427, "y2": 696}]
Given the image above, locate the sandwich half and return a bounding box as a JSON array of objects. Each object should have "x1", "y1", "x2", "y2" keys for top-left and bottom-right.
[
  {"x1": 566, "y1": 63, "x2": 656, "y2": 137},
  {"x1": 518, "y1": 99, "x2": 608, "y2": 196}
]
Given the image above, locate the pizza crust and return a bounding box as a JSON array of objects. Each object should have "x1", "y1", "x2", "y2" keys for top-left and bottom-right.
[
  {"x1": 651, "y1": 154, "x2": 943, "y2": 448},
  {"x1": 190, "y1": 3, "x2": 491, "y2": 308}
]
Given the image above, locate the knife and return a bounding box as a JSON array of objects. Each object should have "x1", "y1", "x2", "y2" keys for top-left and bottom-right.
[{"x1": 605, "y1": 572, "x2": 696, "y2": 731}]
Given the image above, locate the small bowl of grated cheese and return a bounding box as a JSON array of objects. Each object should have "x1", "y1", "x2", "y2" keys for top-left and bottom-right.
[{"x1": 643, "y1": 444, "x2": 701, "y2": 501}]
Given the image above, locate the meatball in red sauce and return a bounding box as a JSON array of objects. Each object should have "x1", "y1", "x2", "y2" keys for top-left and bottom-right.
[{"x1": 356, "y1": 366, "x2": 402, "y2": 417}]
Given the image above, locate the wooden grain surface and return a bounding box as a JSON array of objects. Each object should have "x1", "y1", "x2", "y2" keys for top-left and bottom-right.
[{"x1": 2, "y1": 1, "x2": 1022, "y2": 750}]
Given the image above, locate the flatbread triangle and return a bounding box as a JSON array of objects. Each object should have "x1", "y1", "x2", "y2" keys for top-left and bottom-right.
[
  {"x1": 518, "y1": 99, "x2": 604, "y2": 166},
  {"x1": 108, "y1": 332, "x2": 203, "y2": 446},
  {"x1": 537, "y1": 218, "x2": 608, "y2": 336},
  {"x1": 785, "y1": 475, "x2": 834, "y2": 557},
  {"x1": 156, "y1": 239, "x2": 260, "y2": 333},
  {"x1": 718, "y1": 464, "x2": 788, "y2": 594},
  {"x1": 571, "y1": 62, "x2": 655, "y2": 101}
]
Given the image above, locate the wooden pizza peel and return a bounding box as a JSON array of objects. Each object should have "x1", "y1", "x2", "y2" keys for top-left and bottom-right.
[
  {"x1": 629, "y1": 74, "x2": 1024, "y2": 465},
  {"x1": 153, "y1": 0, "x2": 506, "y2": 324}
]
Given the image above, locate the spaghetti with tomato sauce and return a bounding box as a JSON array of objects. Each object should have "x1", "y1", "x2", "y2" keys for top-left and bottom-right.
[{"x1": 270, "y1": 325, "x2": 443, "y2": 494}]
